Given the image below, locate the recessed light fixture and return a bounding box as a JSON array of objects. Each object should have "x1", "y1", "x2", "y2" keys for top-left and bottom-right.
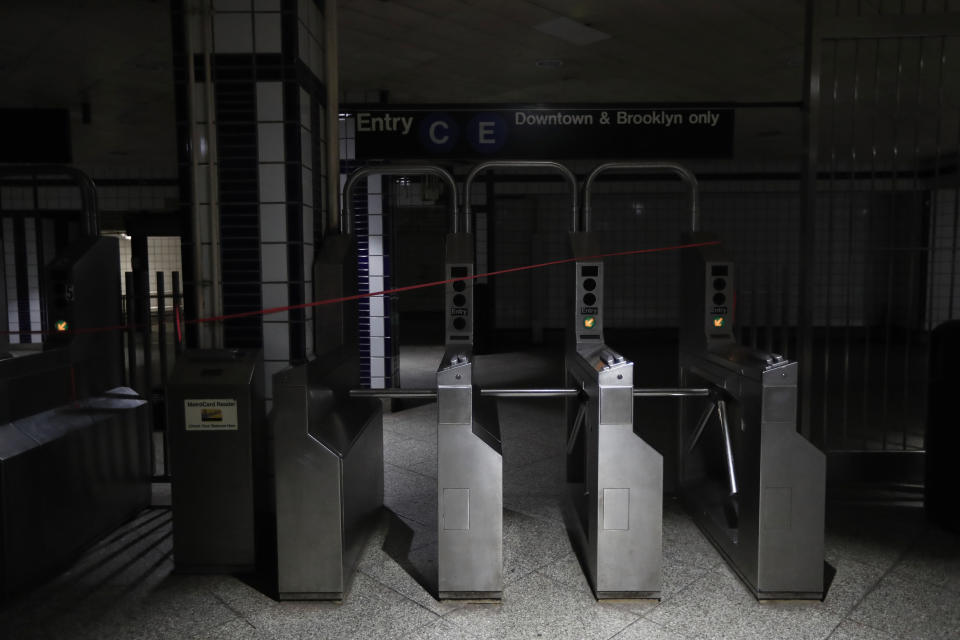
[
  {"x1": 535, "y1": 58, "x2": 564, "y2": 68},
  {"x1": 534, "y1": 17, "x2": 611, "y2": 46}
]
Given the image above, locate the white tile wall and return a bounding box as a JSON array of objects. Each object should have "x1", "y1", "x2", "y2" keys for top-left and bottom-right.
[
  {"x1": 258, "y1": 164, "x2": 286, "y2": 203},
  {"x1": 256, "y1": 82, "x2": 283, "y2": 122},
  {"x1": 257, "y1": 123, "x2": 285, "y2": 162},
  {"x1": 260, "y1": 244, "x2": 288, "y2": 282},
  {"x1": 259, "y1": 204, "x2": 287, "y2": 242},
  {"x1": 262, "y1": 321, "x2": 290, "y2": 361},
  {"x1": 213, "y1": 13, "x2": 254, "y2": 53},
  {"x1": 261, "y1": 283, "x2": 290, "y2": 321},
  {"x1": 928, "y1": 188, "x2": 960, "y2": 327},
  {"x1": 254, "y1": 12, "x2": 281, "y2": 53}
]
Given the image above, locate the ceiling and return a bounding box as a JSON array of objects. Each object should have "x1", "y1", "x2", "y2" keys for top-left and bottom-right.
[
  {"x1": 338, "y1": 0, "x2": 806, "y2": 105},
  {"x1": 5, "y1": 0, "x2": 954, "y2": 172}
]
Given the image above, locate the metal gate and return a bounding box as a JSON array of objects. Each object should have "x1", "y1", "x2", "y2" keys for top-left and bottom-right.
[{"x1": 801, "y1": 2, "x2": 960, "y2": 484}]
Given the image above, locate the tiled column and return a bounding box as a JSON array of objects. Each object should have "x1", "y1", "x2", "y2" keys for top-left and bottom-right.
[
  {"x1": 339, "y1": 117, "x2": 394, "y2": 389},
  {"x1": 172, "y1": 0, "x2": 328, "y2": 403}
]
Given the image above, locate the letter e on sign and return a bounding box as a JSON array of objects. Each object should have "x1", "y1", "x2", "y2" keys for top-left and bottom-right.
[{"x1": 467, "y1": 113, "x2": 506, "y2": 153}]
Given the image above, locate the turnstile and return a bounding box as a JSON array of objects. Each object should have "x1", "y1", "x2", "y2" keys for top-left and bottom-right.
[
  {"x1": 272, "y1": 352, "x2": 383, "y2": 600},
  {"x1": 272, "y1": 232, "x2": 384, "y2": 600},
  {"x1": 436, "y1": 350, "x2": 502, "y2": 599},
  {"x1": 0, "y1": 172, "x2": 151, "y2": 599},
  {"x1": 438, "y1": 184, "x2": 502, "y2": 599},
  {"x1": 166, "y1": 349, "x2": 267, "y2": 573},
  {"x1": 678, "y1": 234, "x2": 825, "y2": 599},
  {"x1": 564, "y1": 234, "x2": 663, "y2": 599}
]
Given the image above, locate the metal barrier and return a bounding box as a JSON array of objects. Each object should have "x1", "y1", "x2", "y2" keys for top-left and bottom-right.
[{"x1": 677, "y1": 237, "x2": 825, "y2": 599}]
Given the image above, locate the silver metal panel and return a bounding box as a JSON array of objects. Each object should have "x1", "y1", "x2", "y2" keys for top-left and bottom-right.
[
  {"x1": 1, "y1": 388, "x2": 150, "y2": 599},
  {"x1": 436, "y1": 352, "x2": 502, "y2": 599},
  {"x1": 565, "y1": 346, "x2": 662, "y2": 599},
  {"x1": 272, "y1": 355, "x2": 383, "y2": 600},
  {"x1": 678, "y1": 239, "x2": 825, "y2": 599}
]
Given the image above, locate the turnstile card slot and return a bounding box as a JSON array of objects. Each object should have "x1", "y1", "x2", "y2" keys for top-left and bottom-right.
[{"x1": 442, "y1": 488, "x2": 470, "y2": 530}]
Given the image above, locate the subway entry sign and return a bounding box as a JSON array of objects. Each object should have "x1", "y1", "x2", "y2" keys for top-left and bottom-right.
[{"x1": 347, "y1": 106, "x2": 734, "y2": 159}]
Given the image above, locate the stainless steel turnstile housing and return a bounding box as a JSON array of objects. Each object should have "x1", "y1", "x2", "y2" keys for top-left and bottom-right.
[
  {"x1": 565, "y1": 234, "x2": 662, "y2": 599},
  {"x1": 678, "y1": 233, "x2": 825, "y2": 599},
  {"x1": 272, "y1": 352, "x2": 383, "y2": 600},
  {"x1": 437, "y1": 351, "x2": 502, "y2": 599},
  {"x1": 437, "y1": 224, "x2": 503, "y2": 599}
]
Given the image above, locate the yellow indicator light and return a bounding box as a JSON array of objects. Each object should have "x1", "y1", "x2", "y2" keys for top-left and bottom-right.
[
  {"x1": 713, "y1": 317, "x2": 725, "y2": 328},
  {"x1": 583, "y1": 316, "x2": 596, "y2": 329},
  {"x1": 55, "y1": 320, "x2": 69, "y2": 332}
]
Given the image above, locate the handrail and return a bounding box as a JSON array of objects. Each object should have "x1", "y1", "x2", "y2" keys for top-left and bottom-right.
[
  {"x1": 463, "y1": 160, "x2": 578, "y2": 234},
  {"x1": 0, "y1": 165, "x2": 99, "y2": 236},
  {"x1": 341, "y1": 165, "x2": 459, "y2": 235},
  {"x1": 582, "y1": 162, "x2": 700, "y2": 233}
]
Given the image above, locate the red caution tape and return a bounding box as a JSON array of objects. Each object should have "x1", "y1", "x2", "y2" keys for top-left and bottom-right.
[{"x1": 2, "y1": 239, "x2": 719, "y2": 336}]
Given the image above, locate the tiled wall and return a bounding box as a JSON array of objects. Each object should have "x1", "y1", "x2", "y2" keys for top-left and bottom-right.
[
  {"x1": 173, "y1": 0, "x2": 328, "y2": 403},
  {"x1": 118, "y1": 236, "x2": 183, "y2": 308},
  {"x1": 340, "y1": 114, "x2": 394, "y2": 389},
  {"x1": 929, "y1": 188, "x2": 960, "y2": 328},
  {"x1": 1, "y1": 170, "x2": 179, "y2": 344}
]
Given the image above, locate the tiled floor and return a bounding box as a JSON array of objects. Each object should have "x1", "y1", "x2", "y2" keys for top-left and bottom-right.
[{"x1": 1, "y1": 347, "x2": 958, "y2": 640}]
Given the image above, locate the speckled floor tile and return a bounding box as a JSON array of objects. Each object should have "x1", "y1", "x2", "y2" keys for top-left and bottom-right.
[
  {"x1": 383, "y1": 430, "x2": 436, "y2": 469},
  {"x1": 243, "y1": 573, "x2": 439, "y2": 640},
  {"x1": 818, "y1": 553, "x2": 885, "y2": 615},
  {"x1": 535, "y1": 553, "x2": 660, "y2": 618},
  {"x1": 826, "y1": 619, "x2": 897, "y2": 640},
  {"x1": 502, "y1": 508, "x2": 573, "y2": 584},
  {"x1": 502, "y1": 493, "x2": 566, "y2": 523},
  {"x1": 888, "y1": 525, "x2": 960, "y2": 594},
  {"x1": 610, "y1": 618, "x2": 695, "y2": 640},
  {"x1": 823, "y1": 506, "x2": 925, "y2": 572},
  {"x1": 847, "y1": 572, "x2": 960, "y2": 640},
  {"x1": 385, "y1": 461, "x2": 436, "y2": 499},
  {"x1": 443, "y1": 571, "x2": 639, "y2": 640},
  {"x1": 360, "y1": 548, "x2": 461, "y2": 616},
  {"x1": 403, "y1": 617, "x2": 484, "y2": 640},
  {"x1": 383, "y1": 402, "x2": 438, "y2": 444},
  {"x1": 502, "y1": 454, "x2": 566, "y2": 496},
  {"x1": 646, "y1": 566, "x2": 842, "y2": 640},
  {"x1": 661, "y1": 504, "x2": 724, "y2": 571}
]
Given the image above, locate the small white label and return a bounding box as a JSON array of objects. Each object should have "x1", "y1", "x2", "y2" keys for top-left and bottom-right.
[{"x1": 184, "y1": 398, "x2": 239, "y2": 431}]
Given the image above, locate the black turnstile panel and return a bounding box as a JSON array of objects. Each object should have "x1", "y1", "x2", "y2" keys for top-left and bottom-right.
[{"x1": 166, "y1": 349, "x2": 266, "y2": 572}]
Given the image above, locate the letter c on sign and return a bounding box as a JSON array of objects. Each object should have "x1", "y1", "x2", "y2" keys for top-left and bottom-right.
[
  {"x1": 429, "y1": 121, "x2": 449, "y2": 144},
  {"x1": 418, "y1": 113, "x2": 459, "y2": 153}
]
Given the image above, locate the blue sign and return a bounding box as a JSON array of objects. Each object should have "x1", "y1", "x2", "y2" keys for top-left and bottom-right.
[
  {"x1": 417, "y1": 112, "x2": 459, "y2": 153},
  {"x1": 467, "y1": 113, "x2": 507, "y2": 154}
]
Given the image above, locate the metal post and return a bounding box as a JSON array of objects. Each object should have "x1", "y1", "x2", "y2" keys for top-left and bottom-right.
[
  {"x1": 125, "y1": 271, "x2": 138, "y2": 392},
  {"x1": 157, "y1": 271, "x2": 168, "y2": 384},
  {"x1": 172, "y1": 271, "x2": 183, "y2": 354}
]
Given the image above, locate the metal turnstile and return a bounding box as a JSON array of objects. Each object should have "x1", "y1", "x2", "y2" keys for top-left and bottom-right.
[
  {"x1": 272, "y1": 231, "x2": 384, "y2": 600},
  {"x1": 564, "y1": 233, "x2": 663, "y2": 599},
  {"x1": 436, "y1": 351, "x2": 502, "y2": 599},
  {"x1": 440, "y1": 167, "x2": 503, "y2": 598},
  {"x1": 0, "y1": 170, "x2": 151, "y2": 599},
  {"x1": 166, "y1": 349, "x2": 267, "y2": 573},
  {"x1": 678, "y1": 235, "x2": 825, "y2": 599}
]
